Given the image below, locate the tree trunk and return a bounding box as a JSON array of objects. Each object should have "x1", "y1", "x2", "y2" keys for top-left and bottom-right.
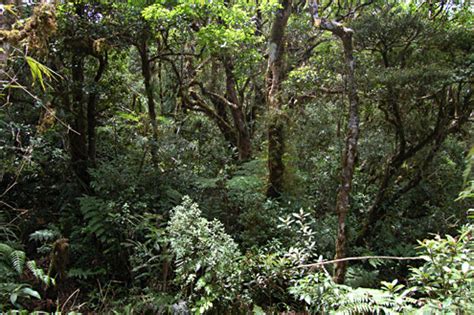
[
  {"x1": 223, "y1": 57, "x2": 252, "y2": 161},
  {"x1": 138, "y1": 41, "x2": 159, "y2": 164},
  {"x1": 333, "y1": 31, "x2": 359, "y2": 284},
  {"x1": 312, "y1": 5, "x2": 361, "y2": 282},
  {"x1": 69, "y1": 54, "x2": 89, "y2": 187},
  {"x1": 87, "y1": 54, "x2": 107, "y2": 166},
  {"x1": 266, "y1": 0, "x2": 292, "y2": 199},
  {"x1": 0, "y1": 0, "x2": 16, "y2": 81}
]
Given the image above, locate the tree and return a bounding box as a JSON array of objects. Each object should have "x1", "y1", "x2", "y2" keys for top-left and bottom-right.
[
  {"x1": 142, "y1": 0, "x2": 260, "y2": 161},
  {"x1": 52, "y1": 2, "x2": 112, "y2": 188},
  {"x1": 266, "y1": 0, "x2": 292, "y2": 198},
  {"x1": 308, "y1": 0, "x2": 368, "y2": 283},
  {"x1": 352, "y1": 3, "x2": 473, "y2": 245}
]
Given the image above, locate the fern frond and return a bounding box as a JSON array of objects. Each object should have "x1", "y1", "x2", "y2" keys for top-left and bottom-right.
[
  {"x1": 26, "y1": 260, "x2": 55, "y2": 287},
  {"x1": 0, "y1": 243, "x2": 14, "y2": 258},
  {"x1": 29, "y1": 229, "x2": 58, "y2": 243},
  {"x1": 68, "y1": 267, "x2": 107, "y2": 280},
  {"x1": 335, "y1": 288, "x2": 402, "y2": 315},
  {"x1": 10, "y1": 250, "x2": 26, "y2": 274}
]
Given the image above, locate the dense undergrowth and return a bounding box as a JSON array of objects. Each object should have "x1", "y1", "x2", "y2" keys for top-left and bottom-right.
[{"x1": 1, "y1": 0, "x2": 473, "y2": 313}]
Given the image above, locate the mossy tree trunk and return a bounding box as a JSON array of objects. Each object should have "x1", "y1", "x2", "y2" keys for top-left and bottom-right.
[{"x1": 266, "y1": 0, "x2": 292, "y2": 199}]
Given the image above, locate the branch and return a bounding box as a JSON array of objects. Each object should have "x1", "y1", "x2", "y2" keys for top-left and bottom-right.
[
  {"x1": 148, "y1": 51, "x2": 200, "y2": 63},
  {"x1": 187, "y1": 91, "x2": 234, "y2": 132},
  {"x1": 194, "y1": 82, "x2": 239, "y2": 110},
  {"x1": 337, "y1": 1, "x2": 374, "y2": 21},
  {"x1": 298, "y1": 255, "x2": 424, "y2": 268}
]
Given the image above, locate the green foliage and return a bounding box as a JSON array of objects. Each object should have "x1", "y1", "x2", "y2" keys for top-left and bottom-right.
[
  {"x1": 67, "y1": 267, "x2": 107, "y2": 281},
  {"x1": 243, "y1": 241, "x2": 303, "y2": 311},
  {"x1": 25, "y1": 56, "x2": 60, "y2": 91},
  {"x1": 29, "y1": 229, "x2": 58, "y2": 243},
  {"x1": 1, "y1": 0, "x2": 473, "y2": 313},
  {"x1": 239, "y1": 199, "x2": 283, "y2": 247},
  {"x1": 458, "y1": 146, "x2": 474, "y2": 201},
  {"x1": 290, "y1": 224, "x2": 474, "y2": 314},
  {"x1": 126, "y1": 213, "x2": 168, "y2": 290},
  {"x1": 74, "y1": 190, "x2": 138, "y2": 279},
  {"x1": 290, "y1": 268, "x2": 410, "y2": 314},
  {"x1": 30, "y1": 228, "x2": 60, "y2": 256},
  {"x1": 69, "y1": 149, "x2": 169, "y2": 279},
  {"x1": 0, "y1": 242, "x2": 53, "y2": 309},
  {"x1": 167, "y1": 196, "x2": 245, "y2": 313},
  {"x1": 410, "y1": 224, "x2": 474, "y2": 312}
]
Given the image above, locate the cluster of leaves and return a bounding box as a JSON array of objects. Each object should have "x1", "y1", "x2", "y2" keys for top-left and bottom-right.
[
  {"x1": 164, "y1": 196, "x2": 474, "y2": 314},
  {"x1": 289, "y1": 224, "x2": 474, "y2": 314},
  {"x1": 410, "y1": 224, "x2": 474, "y2": 312},
  {"x1": 167, "y1": 196, "x2": 245, "y2": 313},
  {"x1": 0, "y1": 220, "x2": 54, "y2": 309},
  {"x1": 1, "y1": 0, "x2": 473, "y2": 313}
]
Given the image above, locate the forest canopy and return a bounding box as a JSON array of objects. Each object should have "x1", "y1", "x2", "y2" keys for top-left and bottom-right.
[{"x1": 1, "y1": 0, "x2": 473, "y2": 313}]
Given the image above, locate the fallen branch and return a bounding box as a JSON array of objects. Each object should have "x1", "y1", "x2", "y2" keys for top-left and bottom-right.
[{"x1": 298, "y1": 255, "x2": 425, "y2": 268}]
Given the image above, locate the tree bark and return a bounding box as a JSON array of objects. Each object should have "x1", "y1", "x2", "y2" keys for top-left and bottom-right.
[
  {"x1": 0, "y1": 0, "x2": 18, "y2": 81},
  {"x1": 222, "y1": 57, "x2": 252, "y2": 161},
  {"x1": 266, "y1": 0, "x2": 292, "y2": 199},
  {"x1": 69, "y1": 54, "x2": 89, "y2": 187},
  {"x1": 311, "y1": 1, "x2": 361, "y2": 282},
  {"x1": 332, "y1": 30, "x2": 359, "y2": 284},
  {"x1": 138, "y1": 40, "x2": 159, "y2": 165},
  {"x1": 87, "y1": 54, "x2": 107, "y2": 166},
  {"x1": 187, "y1": 57, "x2": 252, "y2": 161}
]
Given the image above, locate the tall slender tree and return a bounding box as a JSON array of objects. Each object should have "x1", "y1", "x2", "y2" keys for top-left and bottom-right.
[{"x1": 310, "y1": 0, "x2": 361, "y2": 283}]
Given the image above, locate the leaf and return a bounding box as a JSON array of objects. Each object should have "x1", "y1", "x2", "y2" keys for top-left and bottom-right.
[
  {"x1": 21, "y1": 287, "x2": 41, "y2": 299},
  {"x1": 2, "y1": 5, "x2": 17, "y2": 16},
  {"x1": 25, "y1": 56, "x2": 61, "y2": 91},
  {"x1": 10, "y1": 292, "x2": 18, "y2": 306},
  {"x1": 117, "y1": 111, "x2": 140, "y2": 122},
  {"x1": 253, "y1": 305, "x2": 265, "y2": 315},
  {"x1": 462, "y1": 262, "x2": 470, "y2": 274},
  {"x1": 0, "y1": 243, "x2": 13, "y2": 256},
  {"x1": 10, "y1": 250, "x2": 26, "y2": 274},
  {"x1": 29, "y1": 229, "x2": 57, "y2": 242}
]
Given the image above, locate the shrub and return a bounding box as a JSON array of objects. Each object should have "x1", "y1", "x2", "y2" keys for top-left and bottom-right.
[{"x1": 167, "y1": 196, "x2": 246, "y2": 314}]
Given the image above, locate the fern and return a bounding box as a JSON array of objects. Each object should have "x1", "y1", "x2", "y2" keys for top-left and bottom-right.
[
  {"x1": 26, "y1": 260, "x2": 55, "y2": 287},
  {"x1": 29, "y1": 229, "x2": 61, "y2": 255},
  {"x1": 9, "y1": 250, "x2": 26, "y2": 274},
  {"x1": 0, "y1": 242, "x2": 53, "y2": 307},
  {"x1": 0, "y1": 243, "x2": 14, "y2": 257},
  {"x1": 29, "y1": 229, "x2": 59, "y2": 243},
  {"x1": 290, "y1": 273, "x2": 416, "y2": 314},
  {"x1": 334, "y1": 288, "x2": 401, "y2": 315},
  {"x1": 68, "y1": 267, "x2": 107, "y2": 280},
  {"x1": 0, "y1": 242, "x2": 52, "y2": 285},
  {"x1": 79, "y1": 196, "x2": 117, "y2": 249}
]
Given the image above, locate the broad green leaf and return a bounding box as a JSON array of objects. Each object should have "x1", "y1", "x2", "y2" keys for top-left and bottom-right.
[
  {"x1": 21, "y1": 287, "x2": 41, "y2": 299},
  {"x1": 10, "y1": 292, "x2": 18, "y2": 306}
]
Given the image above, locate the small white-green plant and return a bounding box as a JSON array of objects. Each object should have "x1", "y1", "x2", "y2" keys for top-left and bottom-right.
[{"x1": 167, "y1": 196, "x2": 245, "y2": 314}]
